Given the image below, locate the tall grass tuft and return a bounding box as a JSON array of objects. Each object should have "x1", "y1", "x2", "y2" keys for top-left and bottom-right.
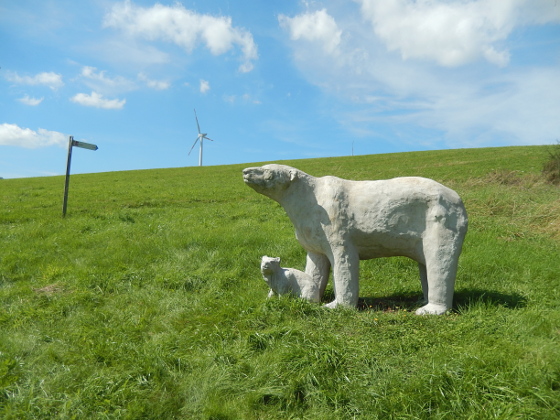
[{"x1": 543, "y1": 141, "x2": 560, "y2": 185}]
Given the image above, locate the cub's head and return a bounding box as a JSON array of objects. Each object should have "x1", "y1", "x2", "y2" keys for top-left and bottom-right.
[
  {"x1": 260, "y1": 256, "x2": 281, "y2": 276},
  {"x1": 242, "y1": 164, "x2": 299, "y2": 200}
]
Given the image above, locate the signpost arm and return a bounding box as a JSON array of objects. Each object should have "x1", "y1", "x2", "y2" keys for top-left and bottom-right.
[{"x1": 62, "y1": 136, "x2": 74, "y2": 217}]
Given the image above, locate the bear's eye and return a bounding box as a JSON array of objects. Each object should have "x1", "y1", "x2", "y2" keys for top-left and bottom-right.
[{"x1": 264, "y1": 171, "x2": 273, "y2": 181}]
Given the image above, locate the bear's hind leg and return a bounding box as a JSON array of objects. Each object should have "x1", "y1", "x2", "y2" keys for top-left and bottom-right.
[
  {"x1": 416, "y1": 260, "x2": 458, "y2": 315},
  {"x1": 416, "y1": 236, "x2": 461, "y2": 315}
]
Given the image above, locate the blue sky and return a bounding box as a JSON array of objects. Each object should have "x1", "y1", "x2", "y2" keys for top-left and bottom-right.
[{"x1": 1, "y1": 0, "x2": 559, "y2": 178}]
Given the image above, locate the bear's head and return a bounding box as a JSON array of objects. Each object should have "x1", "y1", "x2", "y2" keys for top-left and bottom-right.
[
  {"x1": 260, "y1": 256, "x2": 281, "y2": 277},
  {"x1": 242, "y1": 164, "x2": 299, "y2": 200}
]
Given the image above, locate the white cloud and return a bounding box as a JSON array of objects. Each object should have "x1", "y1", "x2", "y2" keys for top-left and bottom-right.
[
  {"x1": 93, "y1": 38, "x2": 171, "y2": 67},
  {"x1": 5, "y1": 71, "x2": 64, "y2": 89},
  {"x1": 242, "y1": 93, "x2": 261, "y2": 104},
  {"x1": 103, "y1": 0, "x2": 258, "y2": 73},
  {"x1": 278, "y1": 0, "x2": 560, "y2": 150},
  {"x1": 418, "y1": 67, "x2": 560, "y2": 147},
  {"x1": 199, "y1": 79, "x2": 210, "y2": 94},
  {"x1": 279, "y1": 9, "x2": 342, "y2": 54},
  {"x1": 70, "y1": 91, "x2": 126, "y2": 109},
  {"x1": 222, "y1": 93, "x2": 261, "y2": 104},
  {"x1": 79, "y1": 66, "x2": 136, "y2": 94},
  {"x1": 357, "y1": 0, "x2": 560, "y2": 67},
  {"x1": 0, "y1": 123, "x2": 67, "y2": 148},
  {"x1": 18, "y1": 95, "x2": 44, "y2": 106},
  {"x1": 223, "y1": 94, "x2": 236, "y2": 104},
  {"x1": 79, "y1": 66, "x2": 171, "y2": 93},
  {"x1": 138, "y1": 73, "x2": 170, "y2": 90}
]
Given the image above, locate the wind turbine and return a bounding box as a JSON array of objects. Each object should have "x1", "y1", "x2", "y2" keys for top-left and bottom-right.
[{"x1": 188, "y1": 109, "x2": 214, "y2": 166}]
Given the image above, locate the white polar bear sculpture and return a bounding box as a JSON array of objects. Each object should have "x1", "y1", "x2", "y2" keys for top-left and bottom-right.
[
  {"x1": 260, "y1": 256, "x2": 321, "y2": 302},
  {"x1": 243, "y1": 164, "x2": 468, "y2": 315}
]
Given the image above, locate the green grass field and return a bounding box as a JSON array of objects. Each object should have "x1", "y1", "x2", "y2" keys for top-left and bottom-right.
[{"x1": 1, "y1": 146, "x2": 559, "y2": 419}]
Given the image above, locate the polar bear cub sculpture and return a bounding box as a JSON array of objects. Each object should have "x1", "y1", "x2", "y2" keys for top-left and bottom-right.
[
  {"x1": 260, "y1": 256, "x2": 321, "y2": 303},
  {"x1": 244, "y1": 164, "x2": 468, "y2": 315}
]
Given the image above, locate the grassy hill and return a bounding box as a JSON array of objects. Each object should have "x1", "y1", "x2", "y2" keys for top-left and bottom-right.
[{"x1": 1, "y1": 146, "x2": 559, "y2": 419}]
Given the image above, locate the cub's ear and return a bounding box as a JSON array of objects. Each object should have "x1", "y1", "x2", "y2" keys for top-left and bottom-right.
[
  {"x1": 289, "y1": 169, "x2": 298, "y2": 181},
  {"x1": 273, "y1": 257, "x2": 281, "y2": 263}
]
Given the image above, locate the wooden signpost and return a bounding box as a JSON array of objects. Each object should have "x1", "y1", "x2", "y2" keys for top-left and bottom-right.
[{"x1": 62, "y1": 136, "x2": 98, "y2": 217}]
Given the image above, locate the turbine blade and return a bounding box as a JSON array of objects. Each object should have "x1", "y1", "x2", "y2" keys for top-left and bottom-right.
[
  {"x1": 204, "y1": 136, "x2": 214, "y2": 142},
  {"x1": 188, "y1": 138, "x2": 199, "y2": 155},
  {"x1": 194, "y1": 109, "x2": 201, "y2": 134}
]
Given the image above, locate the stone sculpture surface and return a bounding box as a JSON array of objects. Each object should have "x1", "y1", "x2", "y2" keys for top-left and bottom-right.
[
  {"x1": 260, "y1": 256, "x2": 321, "y2": 302},
  {"x1": 243, "y1": 164, "x2": 468, "y2": 315}
]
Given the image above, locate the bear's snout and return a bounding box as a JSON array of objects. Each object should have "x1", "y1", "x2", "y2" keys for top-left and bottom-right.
[
  {"x1": 242, "y1": 167, "x2": 255, "y2": 183},
  {"x1": 243, "y1": 167, "x2": 265, "y2": 185},
  {"x1": 243, "y1": 164, "x2": 295, "y2": 199}
]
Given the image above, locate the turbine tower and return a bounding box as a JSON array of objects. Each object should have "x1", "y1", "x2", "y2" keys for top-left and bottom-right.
[{"x1": 188, "y1": 109, "x2": 214, "y2": 166}]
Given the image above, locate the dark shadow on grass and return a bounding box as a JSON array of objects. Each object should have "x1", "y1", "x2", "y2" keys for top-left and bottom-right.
[
  {"x1": 349, "y1": 289, "x2": 527, "y2": 313},
  {"x1": 321, "y1": 289, "x2": 421, "y2": 312},
  {"x1": 357, "y1": 292, "x2": 421, "y2": 312},
  {"x1": 453, "y1": 288, "x2": 527, "y2": 311}
]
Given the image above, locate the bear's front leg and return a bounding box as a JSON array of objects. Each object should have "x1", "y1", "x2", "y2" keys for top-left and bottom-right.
[
  {"x1": 305, "y1": 251, "x2": 330, "y2": 300},
  {"x1": 325, "y1": 248, "x2": 359, "y2": 308}
]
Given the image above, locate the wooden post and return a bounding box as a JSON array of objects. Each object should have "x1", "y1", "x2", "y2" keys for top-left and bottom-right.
[
  {"x1": 62, "y1": 136, "x2": 74, "y2": 217},
  {"x1": 62, "y1": 136, "x2": 98, "y2": 217}
]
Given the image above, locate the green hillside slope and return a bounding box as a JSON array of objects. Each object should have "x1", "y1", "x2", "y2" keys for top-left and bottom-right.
[{"x1": 1, "y1": 146, "x2": 559, "y2": 419}]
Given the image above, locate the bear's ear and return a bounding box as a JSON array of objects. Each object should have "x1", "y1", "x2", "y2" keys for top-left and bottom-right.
[
  {"x1": 274, "y1": 257, "x2": 281, "y2": 263},
  {"x1": 289, "y1": 169, "x2": 298, "y2": 182}
]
